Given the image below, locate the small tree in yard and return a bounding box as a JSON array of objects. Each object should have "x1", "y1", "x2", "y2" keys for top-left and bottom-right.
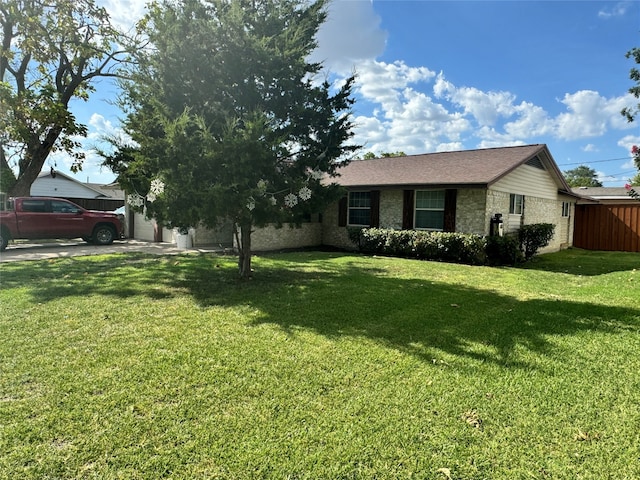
[{"x1": 103, "y1": 0, "x2": 358, "y2": 279}]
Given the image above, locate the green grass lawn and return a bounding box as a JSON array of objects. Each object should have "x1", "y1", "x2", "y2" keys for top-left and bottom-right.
[{"x1": 1, "y1": 248, "x2": 639, "y2": 479}]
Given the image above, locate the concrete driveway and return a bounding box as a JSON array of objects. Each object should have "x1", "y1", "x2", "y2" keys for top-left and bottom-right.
[{"x1": 0, "y1": 239, "x2": 224, "y2": 263}]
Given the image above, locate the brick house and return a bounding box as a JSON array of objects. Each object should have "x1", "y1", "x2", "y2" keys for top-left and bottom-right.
[
  {"x1": 130, "y1": 144, "x2": 577, "y2": 254},
  {"x1": 247, "y1": 144, "x2": 578, "y2": 253}
]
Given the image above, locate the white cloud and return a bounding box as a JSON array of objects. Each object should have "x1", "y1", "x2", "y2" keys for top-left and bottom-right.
[
  {"x1": 618, "y1": 135, "x2": 640, "y2": 153},
  {"x1": 436, "y1": 142, "x2": 464, "y2": 153},
  {"x1": 555, "y1": 90, "x2": 635, "y2": 140},
  {"x1": 502, "y1": 102, "x2": 554, "y2": 138},
  {"x1": 355, "y1": 60, "x2": 436, "y2": 114},
  {"x1": 88, "y1": 114, "x2": 119, "y2": 139},
  {"x1": 344, "y1": 62, "x2": 639, "y2": 160},
  {"x1": 310, "y1": 0, "x2": 387, "y2": 73},
  {"x1": 434, "y1": 75, "x2": 517, "y2": 127},
  {"x1": 598, "y1": 1, "x2": 631, "y2": 19},
  {"x1": 99, "y1": 0, "x2": 147, "y2": 32},
  {"x1": 582, "y1": 144, "x2": 598, "y2": 152},
  {"x1": 475, "y1": 127, "x2": 526, "y2": 150},
  {"x1": 348, "y1": 63, "x2": 473, "y2": 154}
]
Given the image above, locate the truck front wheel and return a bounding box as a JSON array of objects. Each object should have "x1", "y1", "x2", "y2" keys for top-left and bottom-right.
[{"x1": 92, "y1": 225, "x2": 116, "y2": 245}]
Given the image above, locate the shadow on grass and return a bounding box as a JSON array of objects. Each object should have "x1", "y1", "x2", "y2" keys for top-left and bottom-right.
[
  {"x1": 519, "y1": 248, "x2": 640, "y2": 276},
  {"x1": 2, "y1": 251, "x2": 639, "y2": 369}
]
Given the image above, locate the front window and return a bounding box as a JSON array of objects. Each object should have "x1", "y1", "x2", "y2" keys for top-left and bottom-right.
[
  {"x1": 21, "y1": 199, "x2": 47, "y2": 213},
  {"x1": 562, "y1": 202, "x2": 570, "y2": 217},
  {"x1": 509, "y1": 194, "x2": 524, "y2": 215},
  {"x1": 415, "y1": 190, "x2": 445, "y2": 230},
  {"x1": 52, "y1": 200, "x2": 80, "y2": 214},
  {"x1": 348, "y1": 191, "x2": 371, "y2": 226}
]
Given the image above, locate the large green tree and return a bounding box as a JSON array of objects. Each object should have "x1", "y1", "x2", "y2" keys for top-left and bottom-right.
[
  {"x1": 0, "y1": 0, "x2": 133, "y2": 196},
  {"x1": 563, "y1": 165, "x2": 603, "y2": 188},
  {"x1": 105, "y1": 0, "x2": 358, "y2": 278}
]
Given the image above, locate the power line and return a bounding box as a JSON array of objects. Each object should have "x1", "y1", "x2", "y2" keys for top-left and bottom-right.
[
  {"x1": 558, "y1": 156, "x2": 633, "y2": 167},
  {"x1": 600, "y1": 169, "x2": 639, "y2": 181}
]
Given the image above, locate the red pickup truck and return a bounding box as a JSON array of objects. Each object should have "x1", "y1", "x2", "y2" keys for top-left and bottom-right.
[{"x1": 0, "y1": 197, "x2": 124, "y2": 251}]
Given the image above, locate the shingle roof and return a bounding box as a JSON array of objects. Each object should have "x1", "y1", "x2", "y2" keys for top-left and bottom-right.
[
  {"x1": 572, "y1": 187, "x2": 631, "y2": 200},
  {"x1": 330, "y1": 144, "x2": 560, "y2": 189}
]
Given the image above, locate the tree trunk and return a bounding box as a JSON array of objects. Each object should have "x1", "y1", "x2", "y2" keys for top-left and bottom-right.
[
  {"x1": 8, "y1": 164, "x2": 41, "y2": 197},
  {"x1": 238, "y1": 221, "x2": 253, "y2": 279},
  {"x1": 7, "y1": 126, "x2": 64, "y2": 197}
]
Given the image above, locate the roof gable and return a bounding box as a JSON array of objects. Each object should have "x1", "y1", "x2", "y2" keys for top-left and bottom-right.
[{"x1": 331, "y1": 144, "x2": 571, "y2": 192}]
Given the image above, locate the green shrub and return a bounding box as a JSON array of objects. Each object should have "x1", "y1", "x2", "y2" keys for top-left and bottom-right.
[
  {"x1": 359, "y1": 228, "x2": 386, "y2": 254},
  {"x1": 348, "y1": 227, "x2": 486, "y2": 265},
  {"x1": 518, "y1": 223, "x2": 555, "y2": 260},
  {"x1": 413, "y1": 232, "x2": 439, "y2": 260},
  {"x1": 383, "y1": 229, "x2": 416, "y2": 257},
  {"x1": 348, "y1": 225, "x2": 557, "y2": 266},
  {"x1": 347, "y1": 227, "x2": 364, "y2": 250},
  {"x1": 485, "y1": 234, "x2": 523, "y2": 265}
]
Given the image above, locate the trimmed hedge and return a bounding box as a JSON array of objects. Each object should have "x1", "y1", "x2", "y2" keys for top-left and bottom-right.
[
  {"x1": 348, "y1": 225, "x2": 554, "y2": 266},
  {"x1": 348, "y1": 227, "x2": 487, "y2": 265}
]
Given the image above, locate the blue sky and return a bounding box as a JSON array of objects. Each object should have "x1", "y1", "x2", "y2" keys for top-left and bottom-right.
[{"x1": 56, "y1": 0, "x2": 640, "y2": 186}]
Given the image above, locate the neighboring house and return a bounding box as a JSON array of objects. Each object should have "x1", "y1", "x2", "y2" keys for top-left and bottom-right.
[
  {"x1": 572, "y1": 186, "x2": 638, "y2": 205},
  {"x1": 572, "y1": 186, "x2": 640, "y2": 252},
  {"x1": 248, "y1": 144, "x2": 577, "y2": 253},
  {"x1": 31, "y1": 170, "x2": 124, "y2": 211}
]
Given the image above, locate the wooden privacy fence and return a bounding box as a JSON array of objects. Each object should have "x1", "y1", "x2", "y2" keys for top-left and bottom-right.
[
  {"x1": 573, "y1": 204, "x2": 640, "y2": 252},
  {"x1": 67, "y1": 198, "x2": 124, "y2": 212}
]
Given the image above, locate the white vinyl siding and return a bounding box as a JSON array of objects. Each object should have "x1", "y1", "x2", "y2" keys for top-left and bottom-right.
[
  {"x1": 30, "y1": 175, "x2": 104, "y2": 198},
  {"x1": 491, "y1": 164, "x2": 558, "y2": 200}
]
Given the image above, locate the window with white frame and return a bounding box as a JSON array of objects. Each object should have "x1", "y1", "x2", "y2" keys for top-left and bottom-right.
[
  {"x1": 348, "y1": 191, "x2": 371, "y2": 226},
  {"x1": 415, "y1": 190, "x2": 445, "y2": 230},
  {"x1": 562, "y1": 201, "x2": 570, "y2": 217},
  {"x1": 509, "y1": 194, "x2": 524, "y2": 215}
]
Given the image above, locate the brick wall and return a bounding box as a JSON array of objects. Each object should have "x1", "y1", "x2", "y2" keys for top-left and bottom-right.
[
  {"x1": 486, "y1": 189, "x2": 572, "y2": 253},
  {"x1": 239, "y1": 222, "x2": 323, "y2": 252},
  {"x1": 523, "y1": 196, "x2": 571, "y2": 252},
  {"x1": 191, "y1": 222, "x2": 234, "y2": 247},
  {"x1": 322, "y1": 200, "x2": 353, "y2": 249},
  {"x1": 456, "y1": 189, "x2": 487, "y2": 235},
  {"x1": 379, "y1": 190, "x2": 403, "y2": 229}
]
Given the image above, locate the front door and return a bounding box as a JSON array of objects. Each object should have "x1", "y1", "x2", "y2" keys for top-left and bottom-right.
[
  {"x1": 49, "y1": 199, "x2": 89, "y2": 238},
  {"x1": 16, "y1": 198, "x2": 49, "y2": 238}
]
